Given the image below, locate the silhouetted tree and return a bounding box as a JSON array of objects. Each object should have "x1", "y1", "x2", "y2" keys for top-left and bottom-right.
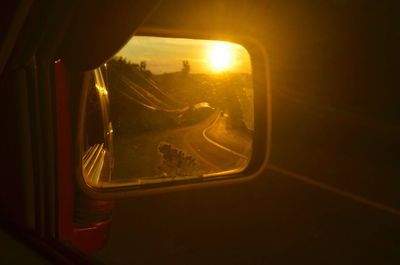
[
  {"x1": 181, "y1": 60, "x2": 190, "y2": 75},
  {"x1": 139, "y1": 61, "x2": 147, "y2": 71}
]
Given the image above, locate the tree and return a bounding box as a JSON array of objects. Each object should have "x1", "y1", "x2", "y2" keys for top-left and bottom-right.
[
  {"x1": 139, "y1": 61, "x2": 146, "y2": 72},
  {"x1": 181, "y1": 60, "x2": 190, "y2": 75}
]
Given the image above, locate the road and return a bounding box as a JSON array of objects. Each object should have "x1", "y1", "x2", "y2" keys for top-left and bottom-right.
[
  {"x1": 111, "y1": 110, "x2": 252, "y2": 184},
  {"x1": 109, "y1": 84, "x2": 400, "y2": 209},
  {"x1": 269, "y1": 86, "x2": 400, "y2": 209}
]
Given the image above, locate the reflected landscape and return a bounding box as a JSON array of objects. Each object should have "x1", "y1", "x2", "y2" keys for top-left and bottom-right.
[{"x1": 84, "y1": 37, "x2": 253, "y2": 187}]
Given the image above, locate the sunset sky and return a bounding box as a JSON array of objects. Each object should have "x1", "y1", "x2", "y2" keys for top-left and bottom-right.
[{"x1": 117, "y1": 36, "x2": 251, "y2": 74}]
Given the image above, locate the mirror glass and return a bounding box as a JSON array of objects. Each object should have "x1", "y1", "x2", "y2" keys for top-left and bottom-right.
[{"x1": 84, "y1": 36, "x2": 253, "y2": 188}]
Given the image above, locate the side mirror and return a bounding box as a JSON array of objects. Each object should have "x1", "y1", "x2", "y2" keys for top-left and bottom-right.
[{"x1": 76, "y1": 36, "x2": 266, "y2": 198}]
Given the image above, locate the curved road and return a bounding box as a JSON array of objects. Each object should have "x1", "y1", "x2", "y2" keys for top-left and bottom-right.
[{"x1": 112, "y1": 111, "x2": 252, "y2": 184}]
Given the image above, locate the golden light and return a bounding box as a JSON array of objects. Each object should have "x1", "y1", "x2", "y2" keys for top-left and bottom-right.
[{"x1": 208, "y1": 42, "x2": 234, "y2": 72}]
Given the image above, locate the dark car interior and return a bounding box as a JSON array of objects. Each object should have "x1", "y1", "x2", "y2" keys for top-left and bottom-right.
[{"x1": 1, "y1": 0, "x2": 399, "y2": 264}]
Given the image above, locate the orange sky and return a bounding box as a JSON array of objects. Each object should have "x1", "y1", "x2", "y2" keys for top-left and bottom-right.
[{"x1": 117, "y1": 36, "x2": 251, "y2": 74}]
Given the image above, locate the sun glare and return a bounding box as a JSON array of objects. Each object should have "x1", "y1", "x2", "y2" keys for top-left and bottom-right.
[{"x1": 208, "y1": 42, "x2": 233, "y2": 72}]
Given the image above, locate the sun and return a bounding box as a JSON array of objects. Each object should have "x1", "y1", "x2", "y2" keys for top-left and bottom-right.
[{"x1": 208, "y1": 42, "x2": 233, "y2": 72}]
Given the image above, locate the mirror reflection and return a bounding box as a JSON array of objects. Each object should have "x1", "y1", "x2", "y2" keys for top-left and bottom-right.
[{"x1": 84, "y1": 36, "x2": 253, "y2": 187}]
